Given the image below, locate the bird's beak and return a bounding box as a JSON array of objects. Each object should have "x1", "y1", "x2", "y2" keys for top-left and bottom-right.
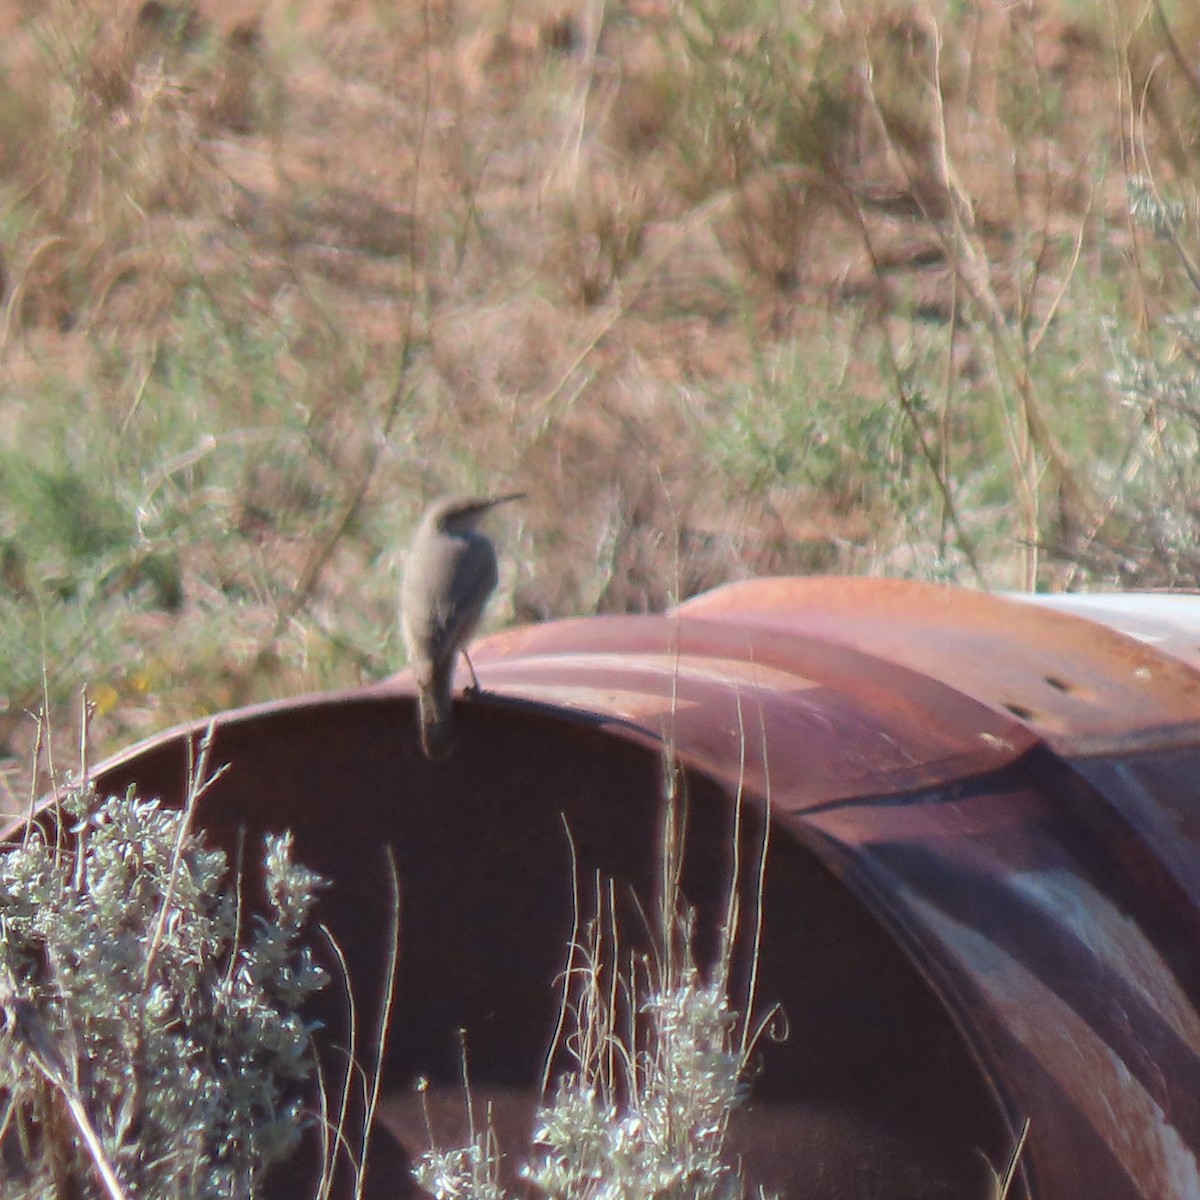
[{"x1": 485, "y1": 491, "x2": 526, "y2": 509}]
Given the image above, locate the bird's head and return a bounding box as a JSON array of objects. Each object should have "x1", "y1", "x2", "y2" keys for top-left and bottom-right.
[{"x1": 428, "y1": 492, "x2": 525, "y2": 535}]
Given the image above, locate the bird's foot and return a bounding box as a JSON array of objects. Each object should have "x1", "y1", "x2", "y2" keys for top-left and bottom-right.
[{"x1": 461, "y1": 650, "x2": 484, "y2": 698}]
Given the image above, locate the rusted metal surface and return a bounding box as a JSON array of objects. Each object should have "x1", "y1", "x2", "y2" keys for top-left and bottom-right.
[
  {"x1": 5, "y1": 576, "x2": 1200, "y2": 1199},
  {"x1": 674, "y1": 577, "x2": 1200, "y2": 754},
  {"x1": 463, "y1": 605, "x2": 1041, "y2": 809},
  {"x1": 1013, "y1": 590, "x2": 1200, "y2": 674},
  {"x1": 459, "y1": 578, "x2": 1200, "y2": 1199}
]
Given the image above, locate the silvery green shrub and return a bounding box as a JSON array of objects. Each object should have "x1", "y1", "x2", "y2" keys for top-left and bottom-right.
[{"x1": 0, "y1": 781, "x2": 327, "y2": 1199}]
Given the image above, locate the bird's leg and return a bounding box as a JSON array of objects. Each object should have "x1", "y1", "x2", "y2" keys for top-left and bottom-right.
[{"x1": 461, "y1": 648, "x2": 483, "y2": 697}]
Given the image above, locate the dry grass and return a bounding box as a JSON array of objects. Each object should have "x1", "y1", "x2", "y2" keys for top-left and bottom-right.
[{"x1": 1, "y1": 0, "x2": 1200, "y2": 803}]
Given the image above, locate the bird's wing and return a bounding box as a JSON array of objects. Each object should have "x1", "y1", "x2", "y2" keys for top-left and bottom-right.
[{"x1": 423, "y1": 535, "x2": 499, "y2": 664}]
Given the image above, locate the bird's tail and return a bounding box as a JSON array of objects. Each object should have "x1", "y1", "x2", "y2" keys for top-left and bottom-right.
[{"x1": 416, "y1": 664, "x2": 455, "y2": 763}]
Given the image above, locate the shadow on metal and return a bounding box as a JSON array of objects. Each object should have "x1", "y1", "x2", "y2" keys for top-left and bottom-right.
[{"x1": 6, "y1": 577, "x2": 1200, "y2": 1199}]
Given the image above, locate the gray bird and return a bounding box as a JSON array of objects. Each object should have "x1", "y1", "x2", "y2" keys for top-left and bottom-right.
[{"x1": 400, "y1": 492, "x2": 524, "y2": 762}]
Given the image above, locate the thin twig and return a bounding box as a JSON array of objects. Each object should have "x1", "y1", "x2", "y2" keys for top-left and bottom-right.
[
  {"x1": 0, "y1": 235, "x2": 67, "y2": 360},
  {"x1": 72, "y1": 687, "x2": 94, "y2": 893},
  {"x1": 354, "y1": 846, "x2": 402, "y2": 1200},
  {"x1": 541, "y1": 815, "x2": 583, "y2": 1100},
  {"x1": 316, "y1": 925, "x2": 359, "y2": 1200},
  {"x1": 994, "y1": 1117, "x2": 1031, "y2": 1199},
  {"x1": 740, "y1": 670, "x2": 773, "y2": 1061},
  {"x1": 23, "y1": 710, "x2": 44, "y2": 849},
  {"x1": 2, "y1": 994, "x2": 128, "y2": 1200},
  {"x1": 142, "y1": 722, "x2": 230, "y2": 989}
]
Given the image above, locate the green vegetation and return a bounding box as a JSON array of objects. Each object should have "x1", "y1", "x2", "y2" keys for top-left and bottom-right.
[
  {"x1": 415, "y1": 972, "x2": 766, "y2": 1200},
  {"x1": 413, "y1": 762, "x2": 779, "y2": 1200},
  {"x1": 0, "y1": 0, "x2": 1199, "y2": 799},
  {"x1": 0, "y1": 763, "x2": 328, "y2": 1198}
]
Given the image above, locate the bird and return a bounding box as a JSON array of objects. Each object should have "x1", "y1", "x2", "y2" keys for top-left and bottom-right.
[{"x1": 400, "y1": 492, "x2": 524, "y2": 762}]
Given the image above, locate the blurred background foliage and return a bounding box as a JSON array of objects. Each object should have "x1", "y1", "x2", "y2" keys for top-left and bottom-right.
[{"x1": 2, "y1": 0, "x2": 1200, "y2": 804}]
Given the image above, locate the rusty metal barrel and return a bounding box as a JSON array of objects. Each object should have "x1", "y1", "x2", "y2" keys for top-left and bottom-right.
[{"x1": 8, "y1": 577, "x2": 1200, "y2": 1199}]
